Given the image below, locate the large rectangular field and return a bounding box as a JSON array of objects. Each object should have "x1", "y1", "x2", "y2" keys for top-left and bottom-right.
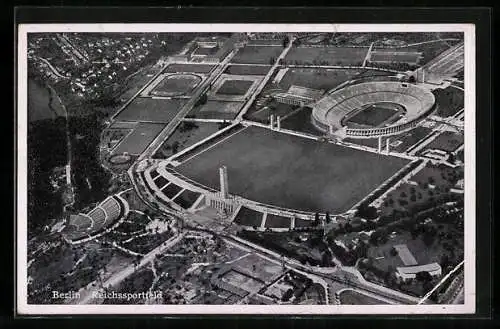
[
  {"x1": 115, "y1": 97, "x2": 186, "y2": 123},
  {"x1": 112, "y1": 122, "x2": 166, "y2": 155},
  {"x1": 231, "y1": 46, "x2": 284, "y2": 64},
  {"x1": 163, "y1": 63, "x2": 215, "y2": 74},
  {"x1": 423, "y1": 131, "x2": 463, "y2": 153},
  {"x1": 189, "y1": 100, "x2": 243, "y2": 120},
  {"x1": 177, "y1": 126, "x2": 409, "y2": 213},
  {"x1": 224, "y1": 65, "x2": 272, "y2": 75},
  {"x1": 276, "y1": 68, "x2": 363, "y2": 91},
  {"x1": 369, "y1": 51, "x2": 422, "y2": 65},
  {"x1": 284, "y1": 46, "x2": 369, "y2": 66}
]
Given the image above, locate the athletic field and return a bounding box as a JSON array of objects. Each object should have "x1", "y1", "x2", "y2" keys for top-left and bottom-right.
[
  {"x1": 177, "y1": 126, "x2": 409, "y2": 213},
  {"x1": 231, "y1": 45, "x2": 284, "y2": 64},
  {"x1": 112, "y1": 122, "x2": 166, "y2": 155},
  {"x1": 115, "y1": 97, "x2": 186, "y2": 123},
  {"x1": 284, "y1": 46, "x2": 369, "y2": 66}
]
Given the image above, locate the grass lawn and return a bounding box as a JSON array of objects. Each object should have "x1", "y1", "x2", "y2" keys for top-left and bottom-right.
[
  {"x1": 433, "y1": 86, "x2": 464, "y2": 118},
  {"x1": 151, "y1": 74, "x2": 202, "y2": 96},
  {"x1": 372, "y1": 39, "x2": 461, "y2": 67},
  {"x1": 233, "y1": 207, "x2": 264, "y2": 227},
  {"x1": 390, "y1": 126, "x2": 434, "y2": 153},
  {"x1": 247, "y1": 102, "x2": 298, "y2": 123},
  {"x1": 277, "y1": 68, "x2": 363, "y2": 91},
  {"x1": 265, "y1": 214, "x2": 292, "y2": 229},
  {"x1": 115, "y1": 97, "x2": 186, "y2": 123},
  {"x1": 338, "y1": 290, "x2": 388, "y2": 305},
  {"x1": 177, "y1": 126, "x2": 409, "y2": 213},
  {"x1": 173, "y1": 189, "x2": 201, "y2": 209},
  {"x1": 112, "y1": 122, "x2": 166, "y2": 155},
  {"x1": 280, "y1": 107, "x2": 323, "y2": 136},
  {"x1": 344, "y1": 126, "x2": 434, "y2": 152},
  {"x1": 232, "y1": 46, "x2": 284, "y2": 64},
  {"x1": 224, "y1": 65, "x2": 272, "y2": 75},
  {"x1": 369, "y1": 51, "x2": 422, "y2": 64},
  {"x1": 216, "y1": 80, "x2": 254, "y2": 95},
  {"x1": 153, "y1": 121, "x2": 221, "y2": 159},
  {"x1": 284, "y1": 46, "x2": 369, "y2": 66},
  {"x1": 163, "y1": 63, "x2": 215, "y2": 74},
  {"x1": 345, "y1": 104, "x2": 400, "y2": 127},
  {"x1": 189, "y1": 100, "x2": 243, "y2": 120},
  {"x1": 422, "y1": 131, "x2": 463, "y2": 153}
]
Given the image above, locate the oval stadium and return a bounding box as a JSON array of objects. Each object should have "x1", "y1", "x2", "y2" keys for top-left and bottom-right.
[{"x1": 311, "y1": 81, "x2": 435, "y2": 138}]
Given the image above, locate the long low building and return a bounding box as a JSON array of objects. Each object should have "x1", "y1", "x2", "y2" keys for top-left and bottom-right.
[
  {"x1": 395, "y1": 262, "x2": 442, "y2": 282},
  {"x1": 273, "y1": 85, "x2": 325, "y2": 107}
]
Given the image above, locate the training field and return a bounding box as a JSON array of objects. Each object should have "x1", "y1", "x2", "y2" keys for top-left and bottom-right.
[
  {"x1": 177, "y1": 126, "x2": 409, "y2": 213},
  {"x1": 284, "y1": 46, "x2": 369, "y2": 66},
  {"x1": 224, "y1": 65, "x2": 272, "y2": 75},
  {"x1": 423, "y1": 131, "x2": 463, "y2": 153},
  {"x1": 150, "y1": 74, "x2": 202, "y2": 96},
  {"x1": 231, "y1": 45, "x2": 284, "y2": 64},
  {"x1": 216, "y1": 80, "x2": 254, "y2": 96},
  {"x1": 276, "y1": 68, "x2": 364, "y2": 91},
  {"x1": 163, "y1": 63, "x2": 215, "y2": 74},
  {"x1": 369, "y1": 51, "x2": 422, "y2": 65},
  {"x1": 189, "y1": 100, "x2": 243, "y2": 120},
  {"x1": 115, "y1": 97, "x2": 186, "y2": 123},
  {"x1": 112, "y1": 122, "x2": 166, "y2": 155}
]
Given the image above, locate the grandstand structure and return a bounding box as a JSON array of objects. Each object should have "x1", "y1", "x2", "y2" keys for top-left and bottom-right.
[
  {"x1": 138, "y1": 160, "x2": 323, "y2": 225},
  {"x1": 62, "y1": 195, "x2": 129, "y2": 242},
  {"x1": 311, "y1": 81, "x2": 435, "y2": 138},
  {"x1": 273, "y1": 85, "x2": 325, "y2": 107}
]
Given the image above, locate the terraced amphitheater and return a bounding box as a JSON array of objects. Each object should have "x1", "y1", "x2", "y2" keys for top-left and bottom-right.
[
  {"x1": 62, "y1": 195, "x2": 129, "y2": 242},
  {"x1": 311, "y1": 81, "x2": 435, "y2": 138}
]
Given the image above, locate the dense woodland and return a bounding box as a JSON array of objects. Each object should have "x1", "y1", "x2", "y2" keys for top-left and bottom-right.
[{"x1": 27, "y1": 112, "x2": 111, "y2": 238}]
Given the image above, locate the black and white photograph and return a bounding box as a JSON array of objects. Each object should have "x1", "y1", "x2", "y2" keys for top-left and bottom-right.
[{"x1": 16, "y1": 23, "x2": 476, "y2": 315}]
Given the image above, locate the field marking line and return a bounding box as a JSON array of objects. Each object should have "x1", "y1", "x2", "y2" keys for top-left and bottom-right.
[
  {"x1": 180, "y1": 125, "x2": 247, "y2": 165},
  {"x1": 108, "y1": 128, "x2": 136, "y2": 155}
]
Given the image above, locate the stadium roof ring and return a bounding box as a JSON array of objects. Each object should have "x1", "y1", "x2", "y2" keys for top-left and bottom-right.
[{"x1": 311, "y1": 81, "x2": 435, "y2": 138}]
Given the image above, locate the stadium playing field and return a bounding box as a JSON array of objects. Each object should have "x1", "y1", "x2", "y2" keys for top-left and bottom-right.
[
  {"x1": 177, "y1": 126, "x2": 409, "y2": 213},
  {"x1": 115, "y1": 97, "x2": 186, "y2": 123},
  {"x1": 345, "y1": 103, "x2": 404, "y2": 127}
]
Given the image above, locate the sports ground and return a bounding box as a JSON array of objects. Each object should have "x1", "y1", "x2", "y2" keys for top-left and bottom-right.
[
  {"x1": 115, "y1": 97, "x2": 186, "y2": 123},
  {"x1": 150, "y1": 73, "x2": 202, "y2": 96},
  {"x1": 112, "y1": 122, "x2": 166, "y2": 155},
  {"x1": 284, "y1": 46, "x2": 369, "y2": 66},
  {"x1": 176, "y1": 126, "x2": 409, "y2": 213},
  {"x1": 231, "y1": 45, "x2": 284, "y2": 64}
]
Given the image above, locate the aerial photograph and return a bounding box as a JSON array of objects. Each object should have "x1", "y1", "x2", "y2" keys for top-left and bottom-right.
[{"x1": 24, "y1": 30, "x2": 466, "y2": 308}]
